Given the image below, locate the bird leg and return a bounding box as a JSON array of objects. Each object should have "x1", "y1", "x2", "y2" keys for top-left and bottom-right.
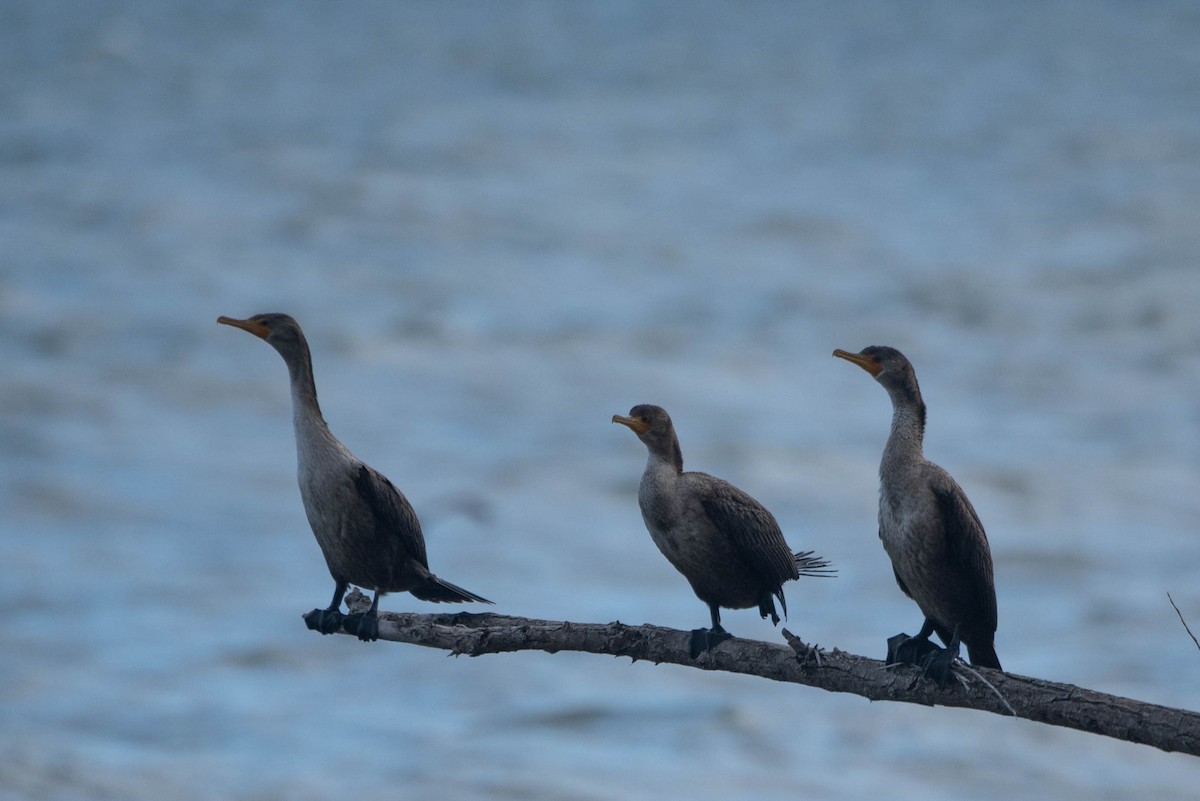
[
  {"x1": 689, "y1": 604, "x2": 733, "y2": 659},
  {"x1": 917, "y1": 625, "x2": 961, "y2": 689},
  {"x1": 342, "y1": 590, "x2": 381, "y2": 642},
  {"x1": 886, "y1": 619, "x2": 962, "y2": 688},
  {"x1": 886, "y1": 617, "x2": 944, "y2": 668},
  {"x1": 304, "y1": 580, "x2": 349, "y2": 635}
]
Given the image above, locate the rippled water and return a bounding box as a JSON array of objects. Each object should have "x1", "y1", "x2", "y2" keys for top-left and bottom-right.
[{"x1": 3, "y1": 2, "x2": 1200, "y2": 799}]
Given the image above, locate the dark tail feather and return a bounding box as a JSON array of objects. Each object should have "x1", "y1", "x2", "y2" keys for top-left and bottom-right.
[
  {"x1": 793, "y1": 550, "x2": 837, "y2": 578},
  {"x1": 411, "y1": 575, "x2": 494, "y2": 605},
  {"x1": 967, "y1": 640, "x2": 1002, "y2": 671}
]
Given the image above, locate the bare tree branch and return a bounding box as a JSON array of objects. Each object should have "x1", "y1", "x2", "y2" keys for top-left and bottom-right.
[
  {"x1": 1169, "y1": 592, "x2": 1200, "y2": 652},
  {"x1": 326, "y1": 602, "x2": 1200, "y2": 758}
]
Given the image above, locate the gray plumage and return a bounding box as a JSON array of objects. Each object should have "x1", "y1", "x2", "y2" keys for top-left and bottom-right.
[
  {"x1": 834, "y1": 345, "x2": 1000, "y2": 671},
  {"x1": 613, "y1": 404, "x2": 833, "y2": 657},
  {"x1": 219, "y1": 313, "x2": 491, "y2": 641}
]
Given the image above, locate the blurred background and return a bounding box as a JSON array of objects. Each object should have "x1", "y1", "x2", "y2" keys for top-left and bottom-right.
[{"x1": 2, "y1": 1, "x2": 1199, "y2": 798}]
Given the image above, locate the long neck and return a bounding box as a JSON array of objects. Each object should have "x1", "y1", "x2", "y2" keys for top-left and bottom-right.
[
  {"x1": 646, "y1": 431, "x2": 684, "y2": 476},
  {"x1": 638, "y1": 431, "x2": 685, "y2": 530},
  {"x1": 881, "y1": 381, "x2": 926, "y2": 474},
  {"x1": 276, "y1": 339, "x2": 339, "y2": 460},
  {"x1": 284, "y1": 343, "x2": 321, "y2": 420}
]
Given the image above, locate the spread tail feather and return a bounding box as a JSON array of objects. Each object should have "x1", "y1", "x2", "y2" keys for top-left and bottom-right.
[
  {"x1": 793, "y1": 550, "x2": 837, "y2": 578},
  {"x1": 411, "y1": 575, "x2": 494, "y2": 605}
]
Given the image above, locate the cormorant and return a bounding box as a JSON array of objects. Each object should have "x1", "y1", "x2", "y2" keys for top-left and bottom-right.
[
  {"x1": 219, "y1": 313, "x2": 492, "y2": 641},
  {"x1": 834, "y1": 346, "x2": 1000, "y2": 681},
  {"x1": 613, "y1": 404, "x2": 833, "y2": 658}
]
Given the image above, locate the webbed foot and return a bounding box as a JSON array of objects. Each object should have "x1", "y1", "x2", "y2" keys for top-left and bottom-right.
[
  {"x1": 887, "y1": 628, "x2": 963, "y2": 688},
  {"x1": 343, "y1": 610, "x2": 379, "y2": 642},
  {"x1": 918, "y1": 642, "x2": 959, "y2": 688},
  {"x1": 886, "y1": 631, "x2": 944, "y2": 666},
  {"x1": 304, "y1": 607, "x2": 345, "y2": 635},
  {"x1": 689, "y1": 627, "x2": 733, "y2": 659}
]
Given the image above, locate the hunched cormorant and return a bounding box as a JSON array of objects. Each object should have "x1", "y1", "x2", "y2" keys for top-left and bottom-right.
[{"x1": 613, "y1": 404, "x2": 833, "y2": 658}]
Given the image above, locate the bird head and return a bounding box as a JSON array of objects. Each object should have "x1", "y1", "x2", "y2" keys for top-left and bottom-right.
[
  {"x1": 218, "y1": 313, "x2": 307, "y2": 354},
  {"x1": 612, "y1": 404, "x2": 680, "y2": 459},
  {"x1": 833, "y1": 345, "x2": 925, "y2": 413},
  {"x1": 833, "y1": 345, "x2": 914, "y2": 385}
]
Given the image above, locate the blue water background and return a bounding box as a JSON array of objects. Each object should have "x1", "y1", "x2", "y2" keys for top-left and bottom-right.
[{"x1": 2, "y1": 2, "x2": 1199, "y2": 798}]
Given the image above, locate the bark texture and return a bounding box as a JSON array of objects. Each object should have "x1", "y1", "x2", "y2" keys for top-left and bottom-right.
[{"x1": 328, "y1": 598, "x2": 1200, "y2": 758}]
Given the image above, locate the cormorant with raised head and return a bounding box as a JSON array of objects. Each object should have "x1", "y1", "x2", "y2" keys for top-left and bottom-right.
[
  {"x1": 834, "y1": 345, "x2": 1000, "y2": 681},
  {"x1": 219, "y1": 313, "x2": 492, "y2": 641}
]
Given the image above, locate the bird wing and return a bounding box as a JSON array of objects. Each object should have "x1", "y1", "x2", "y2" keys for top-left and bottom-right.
[
  {"x1": 891, "y1": 561, "x2": 914, "y2": 599},
  {"x1": 930, "y1": 473, "x2": 998, "y2": 633},
  {"x1": 351, "y1": 464, "x2": 429, "y2": 567},
  {"x1": 694, "y1": 475, "x2": 799, "y2": 584}
]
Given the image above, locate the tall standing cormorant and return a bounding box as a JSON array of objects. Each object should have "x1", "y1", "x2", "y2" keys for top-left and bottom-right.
[
  {"x1": 613, "y1": 404, "x2": 833, "y2": 658},
  {"x1": 219, "y1": 313, "x2": 492, "y2": 641},
  {"x1": 834, "y1": 346, "x2": 1001, "y2": 679}
]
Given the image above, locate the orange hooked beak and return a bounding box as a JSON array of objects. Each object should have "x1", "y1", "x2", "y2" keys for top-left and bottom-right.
[
  {"x1": 833, "y1": 348, "x2": 882, "y2": 377},
  {"x1": 218, "y1": 316, "x2": 270, "y2": 340},
  {"x1": 611, "y1": 414, "x2": 650, "y2": 434}
]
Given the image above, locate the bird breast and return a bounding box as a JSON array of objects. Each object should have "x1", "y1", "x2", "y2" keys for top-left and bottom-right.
[
  {"x1": 879, "y1": 471, "x2": 966, "y2": 631},
  {"x1": 297, "y1": 455, "x2": 360, "y2": 540},
  {"x1": 878, "y1": 473, "x2": 942, "y2": 569},
  {"x1": 292, "y1": 421, "x2": 374, "y2": 559},
  {"x1": 638, "y1": 466, "x2": 736, "y2": 579}
]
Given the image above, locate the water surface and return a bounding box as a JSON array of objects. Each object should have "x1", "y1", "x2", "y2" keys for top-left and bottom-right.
[{"x1": 2, "y1": 2, "x2": 1199, "y2": 799}]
